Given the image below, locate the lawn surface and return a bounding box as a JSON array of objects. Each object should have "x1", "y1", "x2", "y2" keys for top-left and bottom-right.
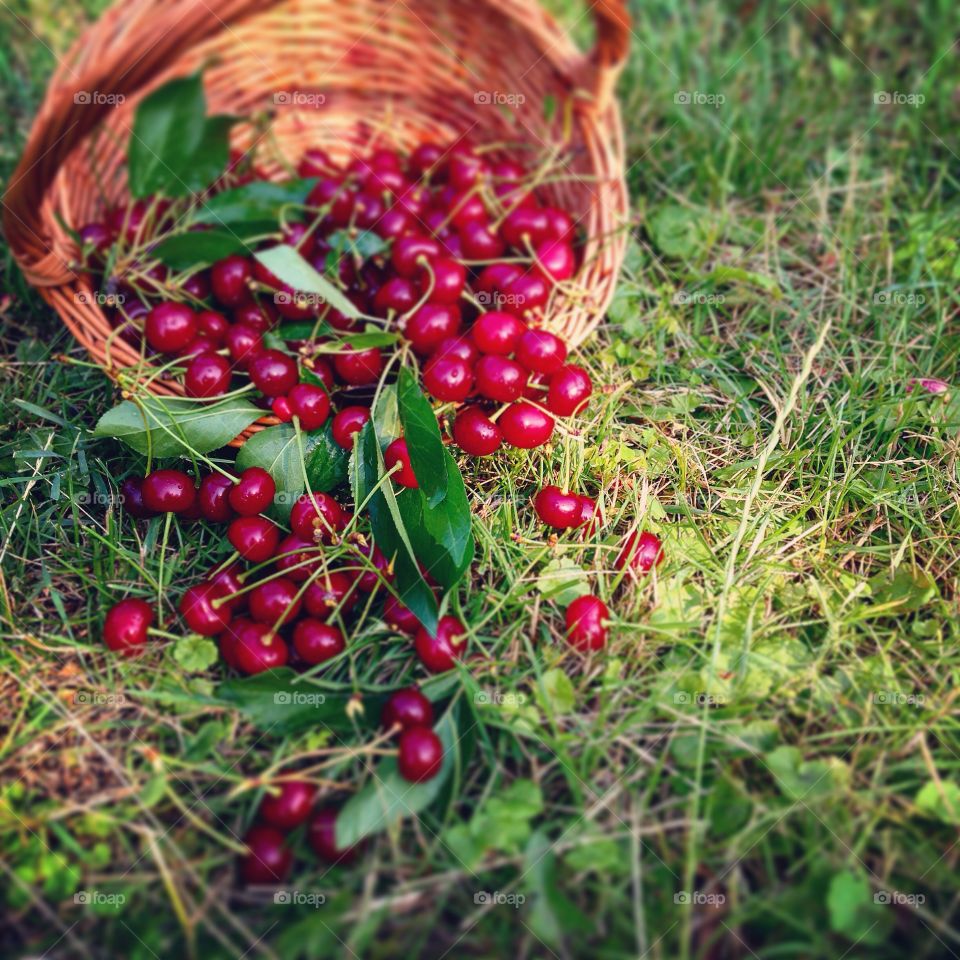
[{"x1": 1, "y1": 1, "x2": 959, "y2": 958}]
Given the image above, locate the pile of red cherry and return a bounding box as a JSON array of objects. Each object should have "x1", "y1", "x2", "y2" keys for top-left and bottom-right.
[{"x1": 87, "y1": 138, "x2": 664, "y2": 882}]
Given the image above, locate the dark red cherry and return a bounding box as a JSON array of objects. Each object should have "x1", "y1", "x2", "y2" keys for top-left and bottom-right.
[
  {"x1": 229, "y1": 467, "x2": 276, "y2": 516},
  {"x1": 417, "y1": 256, "x2": 465, "y2": 304},
  {"x1": 78, "y1": 221, "x2": 113, "y2": 258},
  {"x1": 293, "y1": 619, "x2": 345, "y2": 664},
  {"x1": 375, "y1": 207, "x2": 412, "y2": 240},
  {"x1": 410, "y1": 141, "x2": 445, "y2": 176},
  {"x1": 225, "y1": 324, "x2": 264, "y2": 370},
  {"x1": 288, "y1": 383, "x2": 331, "y2": 430},
  {"x1": 145, "y1": 303, "x2": 197, "y2": 354},
  {"x1": 103, "y1": 598, "x2": 153, "y2": 655},
  {"x1": 373, "y1": 276, "x2": 418, "y2": 316},
  {"x1": 298, "y1": 148, "x2": 334, "y2": 177},
  {"x1": 120, "y1": 477, "x2": 154, "y2": 519},
  {"x1": 565, "y1": 594, "x2": 609, "y2": 651},
  {"x1": 259, "y1": 780, "x2": 317, "y2": 830},
  {"x1": 459, "y1": 220, "x2": 505, "y2": 260},
  {"x1": 476, "y1": 262, "x2": 522, "y2": 296},
  {"x1": 331, "y1": 406, "x2": 370, "y2": 449},
  {"x1": 501, "y1": 206, "x2": 550, "y2": 249},
  {"x1": 535, "y1": 239, "x2": 575, "y2": 283},
  {"x1": 282, "y1": 221, "x2": 316, "y2": 258},
  {"x1": 274, "y1": 534, "x2": 322, "y2": 582},
  {"x1": 392, "y1": 234, "x2": 441, "y2": 278},
  {"x1": 308, "y1": 807, "x2": 357, "y2": 864},
  {"x1": 141, "y1": 469, "x2": 196, "y2": 514},
  {"x1": 381, "y1": 687, "x2": 434, "y2": 734},
  {"x1": 515, "y1": 329, "x2": 568, "y2": 375},
  {"x1": 290, "y1": 492, "x2": 345, "y2": 543},
  {"x1": 422, "y1": 355, "x2": 474, "y2": 402},
  {"x1": 534, "y1": 485, "x2": 583, "y2": 529},
  {"x1": 249, "y1": 350, "x2": 299, "y2": 397},
  {"x1": 616, "y1": 531, "x2": 664, "y2": 574},
  {"x1": 384, "y1": 595, "x2": 421, "y2": 634},
  {"x1": 398, "y1": 727, "x2": 444, "y2": 782},
  {"x1": 498, "y1": 402, "x2": 555, "y2": 448},
  {"x1": 475, "y1": 354, "x2": 526, "y2": 402},
  {"x1": 543, "y1": 207, "x2": 575, "y2": 243},
  {"x1": 471, "y1": 311, "x2": 525, "y2": 355},
  {"x1": 235, "y1": 624, "x2": 288, "y2": 674},
  {"x1": 233, "y1": 300, "x2": 277, "y2": 333},
  {"x1": 404, "y1": 303, "x2": 461, "y2": 355},
  {"x1": 249, "y1": 576, "x2": 302, "y2": 627},
  {"x1": 209, "y1": 563, "x2": 246, "y2": 612},
  {"x1": 184, "y1": 351, "x2": 232, "y2": 398},
  {"x1": 548, "y1": 365, "x2": 592, "y2": 416},
  {"x1": 453, "y1": 406, "x2": 502, "y2": 456},
  {"x1": 195, "y1": 309, "x2": 229, "y2": 344},
  {"x1": 414, "y1": 615, "x2": 467, "y2": 673},
  {"x1": 228, "y1": 516, "x2": 280, "y2": 563},
  {"x1": 180, "y1": 582, "x2": 233, "y2": 636},
  {"x1": 211, "y1": 255, "x2": 253, "y2": 307},
  {"x1": 384, "y1": 438, "x2": 417, "y2": 488},
  {"x1": 240, "y1": 825, "x2": 291, "y2": 884},
  {"x1": 303, "y1": 571, "x2": 357, "y2": 617},
  {"x1": 181, "y1": 271, "x2": 211, "y2": 301},
  {"x1": 333, "y1": 344, "x2": 384, "y2": 385},
  {"x1": 271, "y1": 395, "x2": 293, "y2": 422},
  {"x1": 350, "y1": 542, "x2": 391, "y2": 592},
  {"x1": 504, "y1": 272, "x2": 550, "y2": 318}
]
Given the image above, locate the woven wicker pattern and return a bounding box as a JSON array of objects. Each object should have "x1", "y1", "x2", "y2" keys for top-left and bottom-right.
[{"x1": 4, "y1": 0, "x2": 630, "y2": 432}]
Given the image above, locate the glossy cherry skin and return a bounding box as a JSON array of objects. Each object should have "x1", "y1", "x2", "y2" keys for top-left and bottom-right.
[
  {"x1": 288, "y1": 383, "x2": 331, "y2": 430},
  {"x1": 414, "y1": 616, "x2": 467, "y2": 673},
  {"x1": 240, "y1": 825, "x2": 292, "y2": 884},
  {"x1": 198, "y1": 472, "x2": 235, "y2": 523},
  {"x1": 515, "y1": 329, "x2": 567, "y2": 375},
  {"x1": 397, "y1": 727, "x2": 444, "y2": 782},
  {"x1": 534, "y1": 485, "x2": 584, "y2": 529},
  {"x1": 184, "y1": 351, "x2": 232, "y2": 398},
  {"x1": 145, "y1": 303, "x2": 197, "y2": 354},
  {"x1": 350, "y1": 543, "x2": 391, "y2": 593},
  {"x1": 79, "y1": 221, "x2": 113, "y2": 258},
  {"x1": 209, "y1": 563, "x2": 246, "y2": 612},
  {"x1": 234, "y1": 300, "x2": 277, "y2": 333},
  {"x1": 195, "y1": 309, "x2": 229, "y2": 344},
  {"x1": 308, "y1": 808, "x2": 357, "y2": 864},
  {"x1": 422, "y1": 355, "x2": 474, "y2": 402},
  {"x1": 225, "y1": 324, "x2": 264, "y2": 370},
  {"x1": 578, "y1": 496, "x2": 598, "y2": 533},
  {"x1": 453, "y1": 406, "x2": 502, "y2": 456},
  {"x1": 504, "y1": 272, "x2": 550, "y2": 318},
  {"x1": 229, "y1": 467, "x2": 276, "y2": 516},
  {"x1": 384, "y1": 595, "x2": 421, "y2": 634},
  {"x1": 259, "y1": 780, "x2": 317, "y2": 831},
  {"x1": 180, "y1": 582, "x2": 233, "y2": 636},
  {"x1": 385, "y1": 438, "x2": 418, "y2": 488},
  {"x1": 141, "y1": 469, "x2": 197, "y2": 514},
  {"x1": 548, "y1": 365, "x2": 592, "y2": 416},
  {"x1": 543, "y1": 206, "x2": 575, "y2": 243},
  {"x1": 103, "y1": 598, "x2": 153, "y2": 655},
  {"x1": 418, "y1": 256, "x2": 465, "y2": 304},
  {"x1": 331, "y1": 406, "x2": 370, "y2": 449},
  {"x1": 459, "y1": 220, "x2": 505, "y2": 260},
  {"x1": 475, "y1": 355, "x2": 526, "y2": 403},
  {"x1": 211, "y1": 255, "x2": 253, "y2": 307},
  {"x1": 476, "y1": 262, "x2": 522, "y2": 296},
  {"x1": 535, "y1": 239, "x2": 575, "y2": 283},
  {"x1": 235, "y1": 624, "x2": 288, "y2": 674},
  {"x1": 120, "y1": 477, "x2": 154, "y2": 519},
  {"x1": 274, "y1": 534, "x2": 322, "y2": 582},
  {"x1": 249, "y1": 349, "x2": 299, "y2": 397},
  {"x1": 333, "y1": 345, "x2": 384, "y2": 386},
  {"x1": 373, "y1": 276, "x2": 418, "y2": 316},
  {"x1": 298, "y1": 147, "x2": 334, "y2": 177},
  {"x1": 304, "y1": 571, "x2": 357, "y2": 617},
  {"x1": 249, "y1": 576, "x2": 302, "y2": 627},
  {"x1": 499, "y1": 402, "x2": 555, "y2": 449},
  {"x1": 219, "y1": 617, "x2": 249, "y2": 669},
  {"x1": 410, "y1": 141, "x2": 445, "y2": 175},
  {"x1": 404, "y1": 303, "x2": 461, "y2": 355},
  {"x1": 392, "y1": 234, "x2": 441, "y2": 278},
  {"x1": 501, "y1": 206, "x2": 550, "y2": 249},
  {"x1": 293, "y1": 619, "x2": 345, "y2": 664},
  {"x1": 228, "y1": 516, "x2": 280, "y2": 563},
  {"x1": 565, "y1": 594, "x2": 610, "y2": 651},
  {"x1": 271, "y1": 395, "x2": 293, "y2": 422},
  {"x1": 290, "y1": 492, "x2": 345, "y2": 543},
  {"x1": 434, "y1": 336, "x2": 479, "y2": 365},
  {"x1": 616, "y1": 531, "x2": 664, "y2": 574},
  {"x1": 381, "y1": 687, "x2": 434, "y2": 734},
  {"x1": 471, "y1": 312, "x2": 525, "y2": 356}
]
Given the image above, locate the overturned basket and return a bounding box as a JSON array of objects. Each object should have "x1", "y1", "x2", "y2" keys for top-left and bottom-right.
[{"x1": 4, "y1": 0, "x2": 630, "y2": 438}]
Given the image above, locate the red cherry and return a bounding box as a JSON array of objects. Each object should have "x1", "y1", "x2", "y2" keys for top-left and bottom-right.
[
  {"x1": 249, "y1": 350, "x2": 299, "y2": 397},
  {"x1": 397, "y1": 727, "x2": 444, "y2": 782},
  {"x1": 78, "y1": 221, "x2": 113, "y2": 258},
  {"x1": 434, "y1": 336, "x2": 479, "y2": 365},
  {"x1": 103, "y1": 598, "x2": 153, "y2": 655},
  {"x1": 381, "y1": 687, "x2": 433, "y2": 734},
  {"x1": 515, "y1": 329, "x2": 567, "y2": 375},
  {"x1": 145, "y1": 303, "x2": 197, "y2": 354},
  {"x1": 373, "y1": 276, "x2": 418, "y2": 316},
  {"x1": 180, "y1": 582, "x2": 233, "y2": 636},
  {"x1": 543, "y1": 207, "x2": 575, "y2": 243},
  {"x1": 535, "y1": 239, "x2": 575, "y2": 282},
  {"x1": 274, "y1": 534, "x2": 322, "y2": 582},
  {"x1": 471, "y1": 311, "x2": 525, "y2": 355},
  {"x1": 475, "y1": 354, "x2": 526, "y2": 402},
  {"x1": 375, "y1": 206, "x2": 412, "y2": 240},
  {"x1": 271, "y1": 395, "x2": 293, "y2": 422},
  {"x1": 304, "y1": 570, "x2": 357, "y2": 617},
  {"x1": 333, "y1": 344, "x2": 384, "y2": 385},
  {"x1": 384, "y1": 594, "x2": 421, "y2": 634},
  {"x1": 331, "y1": 406, "x2": 370, "y2": 449},
  {"x1": 196, "y1": 309, "x2": 229, "y2": 344},
  {"x1": 616, "y1": 531, "x2": 664, "y2": 574},
  {"x1": 565, "y1": 594, "x2": 609, "y2": 651},
  {"x1": 308, "y1": 807, "x2": 357, "y2": 864},
  {"x1": 308, "y1": 357, "x2": 335, "y2": 393},
  {"x1": 578, "y1": 496, "x2": 598, "y2": 533},
  {"x1": 410, "y1": 141, "x2": 445, "y2": 176},
  {"x1": 141, "y1": 469, "x2": 196, "y2": 514},
  {"x1": 534, "y1": 485, "x2": 584, "y2": 529},
  {"x1": 404, "y1": 303, "x2": 461, "y2": 355},
  {"x1": 282, "y1": 221, "x2": 316, "y2": 258},
  {"x1": 422, "y1": 355, "x2": 474, "y2": 402},
  {"x1": 350, "y1": 542, "x2": 391, "y2": 592},
  {"x1": 259, "y1": 780, "x2": 317, "y2": 830},
  {"x1": 229, "y1": 467, "x2": 276, "y2": 516},
  {"x1": 298, "y1": 148, "x2": 334, "y2": 177},
  {"x1": 447, "y1": 191, "x2": 488, "y2": 230},
  {"x1": 220, "y1": 617, "x2": 251, "y2": 669},
  {"x1": 235, "y1": 624, "x2": 288, "y2": 674},
  {"x1": 385, "y1": 438, "x2": 417, "y2": 488},
  {"x1": 288, "y1": 383, "x2": 331, "y2": 430},
  {"x1": 392, "y1": 234, "x2": 441, "y2": 278},
  {"x1": 176, "y1": 336, "x2": 217, "y2": 360},
  {"x1": 233, "y1": 300, "x2": 277, "y2": 333},
  {"x1": 290, "y1": 492, "x2": 345, "y2": 543},
  {"x1": 501, "y1": 207, "x2": 550, "y2": 249},
  {"x1": 459, "y1": 220, "x2": 505, "y2": 260},
  {"x1": 499, "y1": 402, "x2": 555, "y2": 448},
  {"x1": 476, "y1": 262, "x2": 521, "y2": 296},
  {"x1": 211, "y1": 255, "x2": 253, "y2": 307},
  {"x1": 184, "y1": 351, "x2": 232, "y2": 398},
  {"x1": 448, "y1": 150, "x2": 487, "y2": 189},
  {"x1": 548, "y1": 365, "x2": 592, "y2": 416},
  {"x1": 414, "y1": 615, "x2": 467, "y2": 673},
  {"x1": 249, "y1": 576, "x2": 302, "y2": 627},
  {"x1": 503, "y1": 272, "x2": 550, "y2": 318},
  {"x1": 120, "y1": 477, "x2": 154, "y2": 519},
  {"x1": 418, "y1": 256, "x2": 465, "y2": 304},
  {"x1": 228, "y1": 516, "x2": 280, "y2": 563},
  {"x1": 240, "y1": 825, "x2": 291, "y2": 884},
  {"x1": 209, "y1": 563, "x2": 246, "y2": 612},
  {"x1": 453, "y1": 406, "x2": 502, "y2": 456},
  {"x1": 225, "y1": 324, "x2": 264, "y2": 370},
  {"x1": 293, "y1": 619, "x2": 345, "y2": 664}
]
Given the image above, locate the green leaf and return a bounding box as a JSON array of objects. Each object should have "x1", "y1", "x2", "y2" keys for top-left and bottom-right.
[
  {"x1": 765, "y1": 746, "x2": 850, "y2": 802},
  {"x1": 151, "y1": 230, "x2": 250, "y2": 269},
  {"x1": 536, "y1": 558, "x2": 590, "y2": 604},
  {"x1": 397, "y1": 367, "x2": 447, "y2": 507},
  {"x1": 180, "y1": 114, "x2": 235, "y2": 193},
  {"x1": 915, "y1": 779, "x2": 960, "y2": 825},
  {"x1": 172, "y1": 635, "x2": 218, "y2": 673},
  {"x1": 194, "y1": 179, "x2": 316, "y2": 230},
  {"x1": 827, "y1": 870, "x2": 887, "y2": 945},
  {"x1": 419, "y1": 452, "x2": 474, "y2": 587},
  {"x1": 94, "y1": 395, "x2": 262, "y2": 456},
  {"x1": 336, "y1": 709, "x2": 457, "y2": 848},
  {"x1": 647, "y1": 205, "x2": 701, "y2": 259},
  {"x1": 254, "y1": 244, "x2": 359, "y2": 319},
  {"x1": 537, "y1": 668, "x2": 575, "y2": 714},
  {"x1": 325, "y1": 229, "x2": 388, "y2": 271}
]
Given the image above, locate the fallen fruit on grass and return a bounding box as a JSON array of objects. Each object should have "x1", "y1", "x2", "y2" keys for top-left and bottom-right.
[
  {"x1": 414, "y1": 616, "x2": 467, "y2": 673},
  {"x1": 240, "y1": 825, "x2": 292, "y2": 884},
  {"x1": 381, "y1": 687, "x2": 434, "y2": 734},
  {"x1": 120, "y1": 477, "x2": 153, "y2": 519},
  {"x1": 453, "y1": 406, "x2": 502, "y2": 456},
  {"x1": 229, "y1": 467, "x2": 276, "y2": 517},
  {"x1": 180, "y1": 582, "x2": 233, "y2": 636},
  {"x1": 565, "y1": 594, "x2": 609, "y2": 651},
  {"x1": 228, "y1": 516, "x2": 281, "y2": 563},
  {"x1": 258, "y1": 780, "x2": 318, "y2": 831},
  {"x1": 616, "y1": 531, "x2": 664, "y2": 574},
  {"x1": 534, "y1": 485, "x2": 584, "y2": 529},
  {"x1": 248, "y1": 577, "x2": 302, "y2": 627},
  {"x1": 235, "y1": 624, "x2": 289, "y2": 674},
  {"x1": 103, "y1": 598, "x2": 153, "y2": 654},
  {"x1": 498, "y1": 402, "x2": 554, "y2": 449},
  {"x1": 293, "y1": 619, "x2": 345, "y2": 664},
  {"x1": 290, "y1": 492, "x2": 346, "y2": 543},
  {"x1": 547, "y1": 365, "x2": 593, "y2": 416},
  {"x1": 308, "y1": 807, "x2": 358, "y2": 864},
  {"x1": 385, "y1": 438, "x2": 418, "y2": 488},
  {"x1": 141, "y1": 469, "x2": 197, "y2": 514},
  {"x1": 397, "y1": 727, "x2": 444, "y2": 782}
]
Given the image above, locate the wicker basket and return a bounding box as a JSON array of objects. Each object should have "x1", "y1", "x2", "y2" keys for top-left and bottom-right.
[{"x1": 4, "y1": 0, "x2": 630, "y2": 442}]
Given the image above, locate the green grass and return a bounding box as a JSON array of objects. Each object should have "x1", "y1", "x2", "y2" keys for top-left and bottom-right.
[{"x1": 2, "y1": 0, "x2": 960, "y2": 958}]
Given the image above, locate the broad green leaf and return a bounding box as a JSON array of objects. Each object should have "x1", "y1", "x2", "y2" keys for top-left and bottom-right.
[
  {"x1": 397, "y1": 367, "x2": 447, "y2": 507},
  {"x1": 254, "y1": 244, "x2": 358, "y2": 319},
  {"x1": 536, "y1": 557, "x2": 590, "y2": 604},
  {"x1": 827, "y1": 870, "x2": 888, "y2": 945},
  {"x1": 537, "y1": 668, "x2": 575, "y2": 714},
  {"x1": 152, "y1": 229, "x2": 250, "y2": 269},
  {"x1": 765, "y1": 745, "x2": 850, "y2": 802},
  {"x1": 180, "y1": 114, "x2": 235, "y2": 193},
  {"x1": 194, "y1": 179, "x2": 316, "y2": 229},
  {"x1": 325, "y1": 229, "x2": 388, "y2": 272},
  {"x1": 336, "y1": 710, "x2": 457, "y2": 848},
  {"x1": 420, "y1": 452, "x2": 474, "y2": 587},
  {"x1": 173, "y1": 635, "x2": 218, "y2": 672},
  {"x1": 915, "y1": 779, "x2": 960, "y2": 825},
  {"x1": 94, "y1": 395, "x2": 261, "y2": 456}
]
